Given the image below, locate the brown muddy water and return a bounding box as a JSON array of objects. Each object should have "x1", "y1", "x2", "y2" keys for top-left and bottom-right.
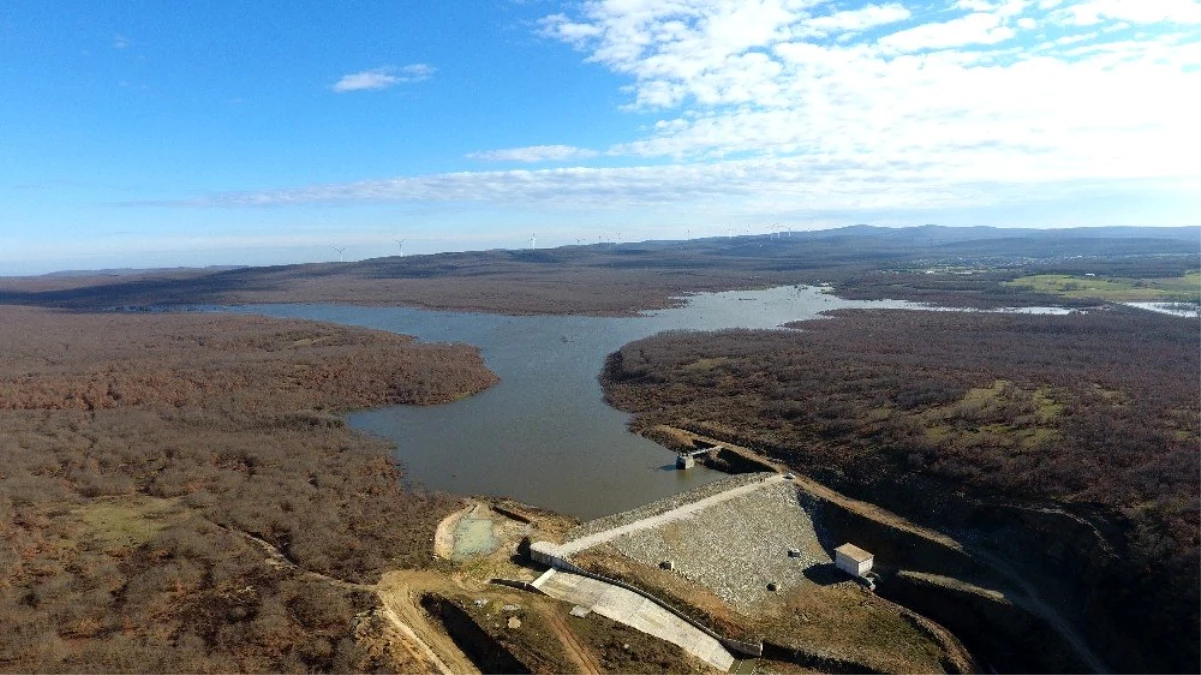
[{"x1": 231, "y1": 287, "x2": 921, "y2": 519}]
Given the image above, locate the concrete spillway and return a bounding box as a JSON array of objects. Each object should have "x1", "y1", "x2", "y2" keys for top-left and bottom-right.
[{"x1": 534, "y1": 569, "x2": 736, "y2": 672}]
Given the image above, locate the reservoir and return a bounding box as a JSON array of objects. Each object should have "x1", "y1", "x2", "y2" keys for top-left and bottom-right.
[{"x1": 232, "y1": 286, "x2": 918, "y2": 519}]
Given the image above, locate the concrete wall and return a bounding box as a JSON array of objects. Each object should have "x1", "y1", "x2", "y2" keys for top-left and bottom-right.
[
  {"x1": 834, "y1": 553, "x2": 873, "y2": 577},
  {"x1": 529, "y1": 541, "x2": 559, "y2": 568},
  {"x1": 527, "y1": 541, "x2": 764, "y2": 658},
  {"x1": 835, "y1": 553, "x2": 858, "y2": 577}
]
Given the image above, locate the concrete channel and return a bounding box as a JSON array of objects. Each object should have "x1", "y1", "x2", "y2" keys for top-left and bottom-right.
[
  {"x1": 533, "y1": 568, "x2": 736, "y2": 672},
  {"x1": 523, "y1": 474, "x2": 794, "y2": 671}
]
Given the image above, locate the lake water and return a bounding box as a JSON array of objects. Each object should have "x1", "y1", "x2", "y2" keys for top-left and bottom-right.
[
  {"x1": 1123, "y1": 302, "x2": 1201, "y2": 319},
  {"x1": 229, "y1": 287, "x2": 922, "y2": 519}
]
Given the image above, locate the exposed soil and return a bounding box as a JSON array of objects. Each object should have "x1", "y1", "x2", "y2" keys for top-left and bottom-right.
[
  {"x1": 539, "y1": 604, "x2": 603, "y2": 675},
  {"x1": 378, "y1": 573, "x2": 484, "y2": 674}
]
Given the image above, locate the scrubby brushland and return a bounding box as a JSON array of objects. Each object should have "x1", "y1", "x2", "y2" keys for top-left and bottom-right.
[
  {"x1": 1, "y1": 225, "x2": 1196, "y2": 315},
  {"x1": 601, "y1": 307, "x2": 1199, "y2": 673},
  {"x1": 0, "y1": 307, "x2": 496, "y2": 672}
]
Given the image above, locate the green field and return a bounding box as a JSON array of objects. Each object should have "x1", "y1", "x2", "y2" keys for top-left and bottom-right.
[{"x1": 1004, "y1": 272, "x2": 1201, "y2": 303}]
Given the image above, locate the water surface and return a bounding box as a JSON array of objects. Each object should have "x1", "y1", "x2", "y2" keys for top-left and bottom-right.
[
  {"x1": 1123, "y1": 302, "x2": 1201, "y2": 319},
  {"x1": 232, "y1": 287, "x2": 921, "y2": 519}
]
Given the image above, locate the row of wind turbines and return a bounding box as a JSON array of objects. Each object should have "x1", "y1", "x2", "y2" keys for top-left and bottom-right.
[{"x1": 329, "y1": 225, "x2": 797, "y2": 262}]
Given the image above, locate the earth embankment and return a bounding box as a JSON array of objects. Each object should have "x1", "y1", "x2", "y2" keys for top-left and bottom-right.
[{"x1": 600, "y1": 307, "x2": 1199, "y2": 672}]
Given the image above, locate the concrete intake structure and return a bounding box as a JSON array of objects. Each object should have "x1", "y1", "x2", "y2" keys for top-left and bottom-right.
[{"x1": 676, "y1": 445, "x2": 719, "y2": 469}]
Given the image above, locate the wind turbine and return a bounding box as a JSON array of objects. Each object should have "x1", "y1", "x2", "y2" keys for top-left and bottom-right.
[
  {"x1": 396, "y1": 239, "x2": 406, "y2": 257},
  {"x1": 333, "y1": 246, "x2": 346, "y2": 263},
  {"x1": 530, "y1": 233, "x2": 537, "y2": 249}
]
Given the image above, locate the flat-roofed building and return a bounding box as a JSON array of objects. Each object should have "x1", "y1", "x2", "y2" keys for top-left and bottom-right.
[{"x1": 834, "y1": 543, "x2": 873, "y2": 577}]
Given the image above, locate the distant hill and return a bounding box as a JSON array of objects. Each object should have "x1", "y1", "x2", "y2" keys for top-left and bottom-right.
[
  {"x1": 1, "y1": 224, "x2": 1196, "y2": 314},
  {"x1": 807, "y1": 224, "x2": 1201, "y2": 244},
  {"x1": 41, "y1": 265, "x2": 246, "y2": 278}
]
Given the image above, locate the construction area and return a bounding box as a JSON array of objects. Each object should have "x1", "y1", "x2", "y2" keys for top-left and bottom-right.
[
  {"x1": 532, "y1": 569, "x2": 736, "y2": 672},
  {"x1": 521, "y1": 471, "x2": 972, "y2": 674},
  {"x1": 394, "y1": 430, "x2": 1098, "y2": 674},
  {"x1": 536, "y1": 474, "x2": 832, "y2": 611}
]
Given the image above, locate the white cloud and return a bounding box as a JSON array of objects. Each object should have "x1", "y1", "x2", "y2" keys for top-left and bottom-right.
[
  {"x1": 398, "y1": 63, "x2": 436, "y2": 80},
  {"x1": 112, "y1": 35, "x2": 130, "y2": 49},
  {"x1": 149, "y1": 1, "x2": 1201, "y2": 225},
  {"x1": 138, "y1": 158, "x2": 1054, "y2": 211},
  {"x1": 468, "y1": 145, "x2": 599, "y2": 162},
  {"x1": 801, "y1": 4, "x2": 912, "y2": 37},
  {"x1": 539, "y1": 0, "x2": 810, "y2": 109},
  {"x1": 548, "y1": 0, "x2": 1196, "y2": 200},
  {"x1": 1054, "y1": 0, "x2": 1201, "y2": 25},
  {"x1": 961, "y1": 0, "x2": 1031, "y2": 17},
  {"x1": 332, "y1": 64, "x2": 435, "y2": 92},
  {"x1": 877, "y1": 12, "x2": 1015, "y2": 52}
]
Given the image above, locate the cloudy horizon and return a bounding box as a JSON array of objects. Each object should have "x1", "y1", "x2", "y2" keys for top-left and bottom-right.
[{"x1": 3, "y1": 1, "x2": 1199, "y2": 274}]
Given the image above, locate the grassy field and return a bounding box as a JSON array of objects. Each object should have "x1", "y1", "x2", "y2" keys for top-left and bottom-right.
[{"x1": 1003, "y1": 272, "x2": 1201, "y2": 302}]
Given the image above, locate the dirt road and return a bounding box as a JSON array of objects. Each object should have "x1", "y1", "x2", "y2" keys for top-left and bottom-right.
[
  {"x1": 655, "y1": 426, "x2": 1109, "y2": 674},
  {"x1": 226, "y1": 524, "x2": 483, "y2": 674},
  {"x1": 540, "y1": 604, "x2": 603, "y2": 674}
]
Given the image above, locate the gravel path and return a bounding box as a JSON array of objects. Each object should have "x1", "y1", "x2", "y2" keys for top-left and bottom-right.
[
  {"x1": 558, "y1": 474, "x2": 784, "y2": 557},
  {"x1": 565, "y1": 472, "x2": 772, "y2": 542}
]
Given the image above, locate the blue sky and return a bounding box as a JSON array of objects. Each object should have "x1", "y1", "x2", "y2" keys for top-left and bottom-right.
[{"x1": 2, "y1": 0, "x2": 1199, "y2": 274}]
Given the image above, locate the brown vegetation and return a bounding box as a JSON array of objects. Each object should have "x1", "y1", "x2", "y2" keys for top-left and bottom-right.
[
  {"x1": 0, "y1": 250, "x2": 808, "y2": 316},
  {"x1": 0, "y1": 306, "x2": 497, "y2": 672},
  {"x1": 2, "y1": 227, "x2": 1194, "y2": 315},
  {"x1": 600, "y1": 307, "x2": 1199, "y2": 673}
]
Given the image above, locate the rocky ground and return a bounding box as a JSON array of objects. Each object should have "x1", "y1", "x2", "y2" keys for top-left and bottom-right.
[
  {"x1": 565, "y1": 473, "x2": 771, "y2": 542},
  {"x1": 603, "y1": 482, "x2": 830, "y2": 612}
]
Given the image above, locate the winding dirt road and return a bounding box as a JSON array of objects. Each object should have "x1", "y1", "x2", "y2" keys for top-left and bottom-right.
[
  {"x1": 376, "y1": 571, "x2": 482, "y2": 675},
  {"x1": 225, "y1": 525, "x2": 482, "y2": 674}
]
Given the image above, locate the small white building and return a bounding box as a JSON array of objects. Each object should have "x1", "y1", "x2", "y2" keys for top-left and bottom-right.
[{"x1": 834, "y1": 543, "x2": 874, "y2": 577}]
